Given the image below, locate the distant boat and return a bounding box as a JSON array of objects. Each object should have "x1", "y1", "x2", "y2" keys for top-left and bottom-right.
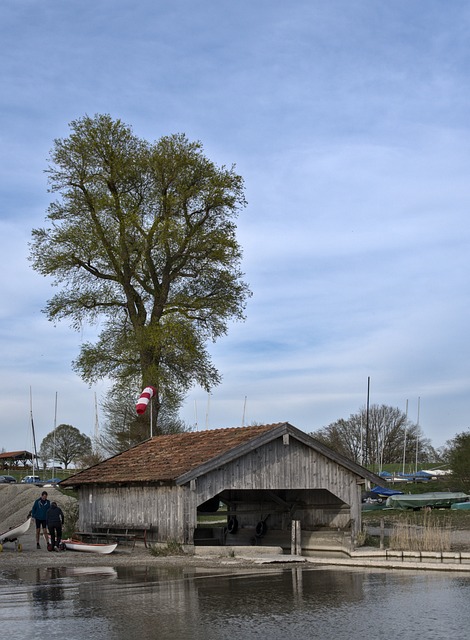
[
  {"x1": 362, "y1": 485, "x2": 404, "y2": 510},
  {"x1": 451, "y1": 502, "x2": 470, "y2": 511},
  {"x1": 379, "y1": 470, "x2": 433, "y2": 483},
  {"x1": 421, "y1": 468, "x2": 452, "y2": 478},
  {"x1": 62, "y1": 538, "x2": 117, "y2": 554},
  {"x1": 386, "y1": 492, "x2": 469, "y2": 510}
]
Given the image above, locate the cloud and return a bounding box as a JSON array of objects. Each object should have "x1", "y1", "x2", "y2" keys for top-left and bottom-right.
[{"x1": 1, "y1": 1, "x2": 470, "y2": 453}]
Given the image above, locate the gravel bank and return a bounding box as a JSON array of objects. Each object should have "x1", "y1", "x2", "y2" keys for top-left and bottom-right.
[{"x1": 0, "y1": 485, "x2": 264, "y2": 571}]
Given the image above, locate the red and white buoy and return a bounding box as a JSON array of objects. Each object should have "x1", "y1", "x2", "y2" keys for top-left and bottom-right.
[{"x1": 136, "y1": 386, "x2": 156, "y2": 415}]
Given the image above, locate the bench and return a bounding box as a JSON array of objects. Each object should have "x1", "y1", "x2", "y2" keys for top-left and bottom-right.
[{"x1": 74, "y1": 523, "x2": 153, "y2": 548}]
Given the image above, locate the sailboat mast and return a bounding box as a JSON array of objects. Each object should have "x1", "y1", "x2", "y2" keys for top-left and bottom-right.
[
  {"x1": 402, "y1": 399, "x2": 408, "y2": 475},
  {"x1": 29, "y1": 387, "x2": 39, "y2": 474},
  {"x1": 415, "y1": 396, "x2": 420, "y2": 473},
  {"x1": 51, "y1": 391, "x2": 58, "y2": 472}
]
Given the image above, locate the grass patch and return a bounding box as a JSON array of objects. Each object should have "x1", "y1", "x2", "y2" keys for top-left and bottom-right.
[
  {"x1": 362, "y1": 507, "x2": 470, "y2": 530},
  {"x1": 389, "y1": 511, "x2": 452, "y2": 552},
  {"x1": 362, "y1": 508, "x2": 465, "y2": 552},
  {"x1": 356, "y1": 527, "x2": 381, "y2": 548}
]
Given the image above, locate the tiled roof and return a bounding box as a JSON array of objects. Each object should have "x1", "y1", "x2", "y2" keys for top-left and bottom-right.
[
  {"x1": 61, "y1": 423, "x2": 285, "y2": 486},
  {"x1": 0, "y1": 450, "x2": 33, "y2": 459}
]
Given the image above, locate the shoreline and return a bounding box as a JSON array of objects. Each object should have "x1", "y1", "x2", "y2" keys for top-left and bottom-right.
[
  {"x1": 3, "y1": 485, "x2": 470, "y2": 574},
  {"x1": 3, "y1": 528, "x2": 470, "y2": 574}
]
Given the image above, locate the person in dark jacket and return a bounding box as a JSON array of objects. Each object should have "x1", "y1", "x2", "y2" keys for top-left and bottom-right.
[
  {"x1": 31, "y1": 491, "x2": 50, "y2": 549},
  {"x1": 46, "y1": 501, "x2": 64, "y2": 551}
]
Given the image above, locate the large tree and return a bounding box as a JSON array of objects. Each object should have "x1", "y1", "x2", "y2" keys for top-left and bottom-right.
[
  {"x1": 98, "y1": 385, "x2": 188, "y2": 456},
  {"x1": 311, "y1": 404, "x2": 435, "y2": 468},
  {"x1": 30, "y1": 115, "x2": 251, "y2": 425},
  {"x1": 39, "y1": 424, "x2": 92, "y2": 469},
  {"x1": 443, "y1": 430, "x2": 470, "y2": 490}
]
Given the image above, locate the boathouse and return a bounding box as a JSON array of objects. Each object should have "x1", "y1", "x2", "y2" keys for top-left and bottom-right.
[{"x1": 61, "y1": 422, "x2": 380, "y2": 552}]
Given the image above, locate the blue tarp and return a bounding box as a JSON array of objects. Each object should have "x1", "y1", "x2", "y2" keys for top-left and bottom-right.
[{"x1": 370, "y1": 485, "x2": 403, "y2": 497}]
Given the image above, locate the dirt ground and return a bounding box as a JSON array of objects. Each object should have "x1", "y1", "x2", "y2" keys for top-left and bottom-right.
[
  {"x1": 0, "y1": 485, "x2": 266, "y2": 571},
  {"x1": 0, "y1": 483, "x2": 76, "y2": 531}
]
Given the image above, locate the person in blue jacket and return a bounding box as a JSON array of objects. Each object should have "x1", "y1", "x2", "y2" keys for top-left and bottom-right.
[{"x1": 31, "y1": 491, "x2": 50, "y2": 549}]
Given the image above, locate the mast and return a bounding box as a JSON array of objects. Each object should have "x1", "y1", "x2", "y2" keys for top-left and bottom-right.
[
  {"x1": 364, "y1": 376, "x2": 370, "y2": 466},
  {"x1": 402, "y1": 399, "x2": 408, "y2": 475},
  {"x1": 205, "y1": 392, "x2": 211, "y2": 429},
  {"x1": 51, "y1": 391, "x2": 58, "y2": 472},
  {"x1": 29, "y1": 387, "x2": 39, "y2": 474},
  {"x1": 415, "y1": 397, "x2": 420, "y2": 473},
  {"x1": 94, "y1": 391, "x2": 100, "y2": 450}
]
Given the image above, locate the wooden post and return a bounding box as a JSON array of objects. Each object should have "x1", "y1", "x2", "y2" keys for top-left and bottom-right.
[
  {"x1": 380, "y1": 517, "x2": 385, "y2": 550},
  {"x1": 350, "y1": 518, "x2": 355, "y2": 551},
  {"x1": 291, "y1": 520, "x2": 301, "y2": 555}
]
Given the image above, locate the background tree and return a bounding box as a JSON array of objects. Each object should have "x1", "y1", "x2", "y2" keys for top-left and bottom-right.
[
  {"x1": 442, "y1": 430, "x2": 470, "y2": 490},
  {"x1": 98, "y1": 384, "x2": 188, "y2": 456},
  {"x1": 30, "y1": 114, "x2": 250, "y2": 430},
  {"x1": 311, "y1": 404, "x2": 435, "y2": 468},
  {"x1": 39, "y1": 424, "x2": 92, "y2": 469}
]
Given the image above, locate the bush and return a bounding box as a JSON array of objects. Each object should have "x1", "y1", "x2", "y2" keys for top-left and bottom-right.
[{"x1": 61, "y1": 501, "x2": 79, "y2": 538}]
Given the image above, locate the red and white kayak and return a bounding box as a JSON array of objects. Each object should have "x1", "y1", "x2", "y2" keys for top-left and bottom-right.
[{"x1": 62, "y1": 538, "x2": 117, "y2": 554}]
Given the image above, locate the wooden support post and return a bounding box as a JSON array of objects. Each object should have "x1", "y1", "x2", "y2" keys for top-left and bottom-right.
[
  {"x1": 295, "y1": 520, "x2": 301, "y2": 555},
  {"x1": 380, "y1": 517, "x2": 385, "y2": 550},
  {"x1": 291, "y1": 520, "x2": 301, "y2": 555}
]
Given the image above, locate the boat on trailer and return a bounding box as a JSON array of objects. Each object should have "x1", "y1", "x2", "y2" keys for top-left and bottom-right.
[
  {"x1": 0, "y1": 517, "x2": 32, "y2": 551},
  {"x1": 62, "y1": 538, "x2": 117, "y2": 554},
  {"x1": 386, "y1": 491, "x2": 470, "y2": 510}
]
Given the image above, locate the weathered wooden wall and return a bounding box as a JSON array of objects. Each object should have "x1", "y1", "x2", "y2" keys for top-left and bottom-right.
[
  {"x1": 77, "y1": 434, "x2": 363, "y2": 544},
  {"x1": 192, "y1": 437, "x2": 363, "y2": 534},
  {"x1": 78, "y1": 483, "x2": 196, "y2": 544}
]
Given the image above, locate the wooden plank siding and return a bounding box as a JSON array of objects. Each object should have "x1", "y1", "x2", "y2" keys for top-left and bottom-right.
[
  {"x1": 64, "y1": 424, "x2": 380, "y2": 547},
  {"x1": 190, "y1": 436, "x2": 363, "y2": 538},
  {"x1": 76, "y1": 435, "x2": 363, "y2": 543},
  {"x1": 77, "y1": 484, "x2": 192, "y2": 543}
]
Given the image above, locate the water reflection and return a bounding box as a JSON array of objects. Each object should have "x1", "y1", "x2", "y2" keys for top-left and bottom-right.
[
  {"x1": 31, "y1": 567, "x2": 65, "y2": 609},
  {"x1": 1, "y1": 564, "x2": 470, "y2": 640}
]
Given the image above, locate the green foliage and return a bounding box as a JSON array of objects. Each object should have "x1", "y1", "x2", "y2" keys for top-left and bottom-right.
[
  {"x1": 39, "y1": 424, "x2": 92, "y2": 469},
  {"x1": 99, "y1": 383, "x2": 188, "y2": 455},
  {"x1": 445, "y1": 430, "x2": 470, "y2": 490},
  {"x1": 30, "y1": 114, "x2": 251, "y2": 427}
]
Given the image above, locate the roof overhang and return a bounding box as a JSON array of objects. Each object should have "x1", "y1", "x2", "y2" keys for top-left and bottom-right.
[{"x1": 176, "y1": 422, "x2": 381, "y2": 486}]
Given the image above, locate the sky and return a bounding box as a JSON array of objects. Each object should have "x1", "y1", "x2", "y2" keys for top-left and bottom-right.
[{"x1": 1, "y1": 1, "x2": 469, "y2": 454}]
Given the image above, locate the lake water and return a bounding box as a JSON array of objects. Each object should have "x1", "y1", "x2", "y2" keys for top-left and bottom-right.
[{"x1": 1, "y1": 563, "x2": 470, "y2": 640}]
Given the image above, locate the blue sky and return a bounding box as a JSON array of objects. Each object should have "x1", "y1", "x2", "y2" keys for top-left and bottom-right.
[{"x1": 1, "y1": 1, "x2": 469, "y2": 454}]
